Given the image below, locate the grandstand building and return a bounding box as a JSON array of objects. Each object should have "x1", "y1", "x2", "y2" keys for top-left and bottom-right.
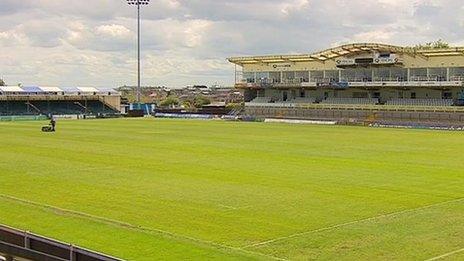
[
  {"x1": 228, "y1": 43, "x2": 464, "y2": 125},
  {"x1": 0, "y1": 86, "x2": 121, "y2": 117}
]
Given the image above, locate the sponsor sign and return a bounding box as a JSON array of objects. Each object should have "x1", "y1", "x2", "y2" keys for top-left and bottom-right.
[
  {"x1": 335, "y1": 59, "x2": 355, "y2": 66},
  {"x1": 316, "y1": 81, "x2": 350, "y2": 89},
  {"x1": 373, "y1": 57, "x2": 399, "y2": 64},
  {"x1": 336, "y1": 55, "x2": 402, "y2": 66},
  {"x1": 272, "y1": 63, "x2": 292, "y2": 69}
]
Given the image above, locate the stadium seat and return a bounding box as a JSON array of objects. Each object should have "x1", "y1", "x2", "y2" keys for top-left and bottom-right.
[
  {"x1": 321, "y1": 98, "x2": 379, "y2": 105},
  {"x1": 287, "y1": 97, "x2": 316, "y2": 104},
  {"x1": 0, "y1": 100, "x2": 119, "y2": 116},
  {"x1": 386, "y1": 99, "x2": 454, "y2": 106},
  {"x1": 249, "y1": 97, "x2": 272, "y2": 103}
]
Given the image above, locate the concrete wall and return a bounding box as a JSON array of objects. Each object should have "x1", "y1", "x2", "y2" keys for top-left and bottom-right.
[
  {"x1": 245, "y1": 106, "x2": 464, "y2": 126},
  {"x1": 255, "y1": 87, "x2": 462, "y2": 102},
  {"x1": 100, "y1": 95, "x2": 121, "y2": 112}
]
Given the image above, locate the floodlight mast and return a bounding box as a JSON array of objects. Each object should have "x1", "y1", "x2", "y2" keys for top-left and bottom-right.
[{"x1": 127, "y1": 0, "x2": 150, "y2": 103}]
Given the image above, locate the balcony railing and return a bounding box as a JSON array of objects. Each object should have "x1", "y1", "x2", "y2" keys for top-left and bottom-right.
[{"x1": 236, "y1": 77, "x2": 464, "y2": 88}]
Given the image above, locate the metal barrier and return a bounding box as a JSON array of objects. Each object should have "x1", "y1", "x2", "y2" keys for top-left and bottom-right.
[
  {"x1": 245, "y1": 103, "x2": 464, "y2": 113},
  {"x1": 0, "y1": 224, "x2": 122, "y2": 261},
  {"x1": 0, "y1": 115, "x2": 48, "y2": 122}
]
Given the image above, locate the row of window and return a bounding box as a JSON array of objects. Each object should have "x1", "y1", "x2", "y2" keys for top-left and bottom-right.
[
  {"x1": 258, "y1": 90, "x2": 456, "y2": 100},
  {"x1": 0, "y1": 92, "x2": 115, "y2": 96},
  {"x1": 243, "y1": 67, "x2": 464, "y2": 83}
]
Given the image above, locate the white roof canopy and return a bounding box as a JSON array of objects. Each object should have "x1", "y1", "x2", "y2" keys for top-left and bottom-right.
[
  {"x1": 78, "y1": 87, "x2": 99, "y2": 92},
  {"x1": 40, "y1": 86, "x2": 62, "y2": 92},
  {"x1": 0, "y1": 86, "x2": 24, "y2": 92}
]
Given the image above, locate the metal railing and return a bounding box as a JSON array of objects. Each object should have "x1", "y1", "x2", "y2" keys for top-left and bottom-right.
[
  {"x1": 245, "y1": 103, "x2": 464, "y2": 112},
  {"x1": 236, "y1": 79, "x2": 464, "y2": 89},
  {"x1": 0, "y1": 95, "x2": 102, "y2": 101},
  {"x1": 0, "y1": 224, "x2": 122, "y2": 261}
]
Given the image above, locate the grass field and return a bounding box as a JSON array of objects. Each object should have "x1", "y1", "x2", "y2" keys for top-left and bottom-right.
[{"x1": 1, "y1": 118, "x2": 463, "y2": 260}]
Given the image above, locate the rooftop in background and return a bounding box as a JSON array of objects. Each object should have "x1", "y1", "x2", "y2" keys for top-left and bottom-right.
[
  {"x1": 0, "y1": 86, "x2": 119, "y2": 94},
  {"x1": 228, "y1": 43, "x2": 464, "y2": 65}
]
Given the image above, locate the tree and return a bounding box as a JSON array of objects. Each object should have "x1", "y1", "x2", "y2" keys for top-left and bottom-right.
[
  {"x1": 0, "y1": 79, "x2": 5, "y2": 86},
  {"x1": 160, "y1": 96, "x2": 180, "y2": 108},
  {"x1": 182, "y1": 100, "x2": 193, "y2": 109},
  {"x1": 414, "y1": 39, "x2": 450, "y2": 50},
  {"x1": 193, "y1": 95, "x2": 211, "y2": 108}
]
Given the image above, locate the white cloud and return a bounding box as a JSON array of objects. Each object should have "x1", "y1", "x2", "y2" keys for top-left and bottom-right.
[
  {"x1": 96, "y1": 24, "x2": 131, "y2": 38},
  {"x1": 281, "y1": 0, "x2": 310, "y2": 16},
  {"x1": 0, "y1": 0, "x2": 463, "y2": 87},
  {"x1": 0, "y1": 29, "x2": 27, "y2": 46},
  {"x1": 352, "y1": 29, "x2": 395, "y2": 43}
]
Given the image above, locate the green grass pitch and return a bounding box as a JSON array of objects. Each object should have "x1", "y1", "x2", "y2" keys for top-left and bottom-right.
[{"x1": 0, "y1": 118, "x2": 463, "y2": 260}]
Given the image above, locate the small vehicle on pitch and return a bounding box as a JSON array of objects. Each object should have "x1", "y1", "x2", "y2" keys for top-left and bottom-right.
[
  {"x1": 42, "y1": 115, "x2": 56, "y2": 132},
  {"x1": 41, "y1": 125, "x2": 54, "y2": 132}
]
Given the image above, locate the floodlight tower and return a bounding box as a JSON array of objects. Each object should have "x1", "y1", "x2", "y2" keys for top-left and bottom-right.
[{"x1": 127, "y1": 0, "x2": 150, "y2": 103}]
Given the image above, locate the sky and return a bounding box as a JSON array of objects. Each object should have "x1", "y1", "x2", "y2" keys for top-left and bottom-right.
[{"x1": 0, "y1": 0, "x2": 463, "y2": 88}]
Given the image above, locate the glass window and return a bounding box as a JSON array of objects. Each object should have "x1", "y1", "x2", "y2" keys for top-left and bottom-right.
[
  {"x1": 282, "y1": 71, "x2": 295, "y2": 83},
  {"x1": 449, "y1": 67, "x2": 464, "y2": 81},
  {"x1": 355, "y1": 68, "x2": 372, "y2": 82},
  {"x1": 340, "y1": 69, "x2": 371, "y2": 82},
  {"x1": 340, "y1": 69, "x2": 356, "y2": 82},
  {"x1": 353, "y1": 92, "x2": 368, "y2": 98},
  {"x1": 373, "y1": 68, "x2": 390, "y2": 81},
  {"x1": 256, "y1": 72, "x2": 269, "y2": 79},
  {"x1": 324, "y1": 70, "x2": 339, "y2": 82},
  {"x1": 390, "y1": 68, "x2": 407, "y2": 81},
  {"x1": 243, "y1": 72, "x2": 255, "y2": 83},
  {"x1": 256, "y1": 72, "x2": 270, "y2": 83},
  {"x1": 443, "y1": 92, "x2": 452, "y2": 99},
  {"x1": 428, "y1": 68, "x2": 447, "y2": 81},
  {"x1": 410, "y1": 68, "x2": 427, "y2": 81},
  {"x1": 310, "y1": 70, "x2": 323, "y2": 82},
  {"x1": 295, "y1": 71, "x2": 309, "y2": 82},
  {"x1": 269, "y1": 72, "x2": 281, "y2": 83}
]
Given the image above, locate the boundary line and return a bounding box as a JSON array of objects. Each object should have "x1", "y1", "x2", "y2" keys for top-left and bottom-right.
[
  {"x1": 424, "y1": 247, "x2": 464, "y2": 261},
  {"x1": 0, "y1": 194, "x2": 285, "y2": 261},
  {"x1": 243, "y1": 197, "x2": 464, "y2": 249},
  {"x1": 26, "y1": 166, "x2": 117, "y2": 175}
]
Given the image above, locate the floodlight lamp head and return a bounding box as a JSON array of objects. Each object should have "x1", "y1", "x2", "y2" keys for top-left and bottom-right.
[{"x1": 127, "y1": 0, "x2": 150, "y2": 5}]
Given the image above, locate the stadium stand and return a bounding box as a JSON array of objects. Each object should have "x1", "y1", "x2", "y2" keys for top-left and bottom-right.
[
  {"x1": 386, "y1": 99, "x2": 454, "y2": 106},
  {"x1": 246, "y1": 97, "x2": 317, "y2": 106},
  {"x1": 229, "y1": 43, "x2": 464, "y2": 125},
  {"x1": 0, "y1": 86, "x2": 120, "y2": 116},
  {"x1": 288, "y1": 97, "x2": 317, "y2": 104},
  {"x1": 321, "y1": 98, "x2": 379, "y2": 105},
  {"x1": 249, "y1": 97, "x2": 272, "y2": 103}
]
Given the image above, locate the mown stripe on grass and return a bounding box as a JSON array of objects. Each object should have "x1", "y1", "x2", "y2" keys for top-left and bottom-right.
[
  {"x1": 243, "y1": 196, "x2": 464, "y2": 249},
  {"x1": 0, "y1": 193, "x2": 285, "y2": 261},
  {"x1": 424, "y1": 247, "x2": 464, "y2": 261}
]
